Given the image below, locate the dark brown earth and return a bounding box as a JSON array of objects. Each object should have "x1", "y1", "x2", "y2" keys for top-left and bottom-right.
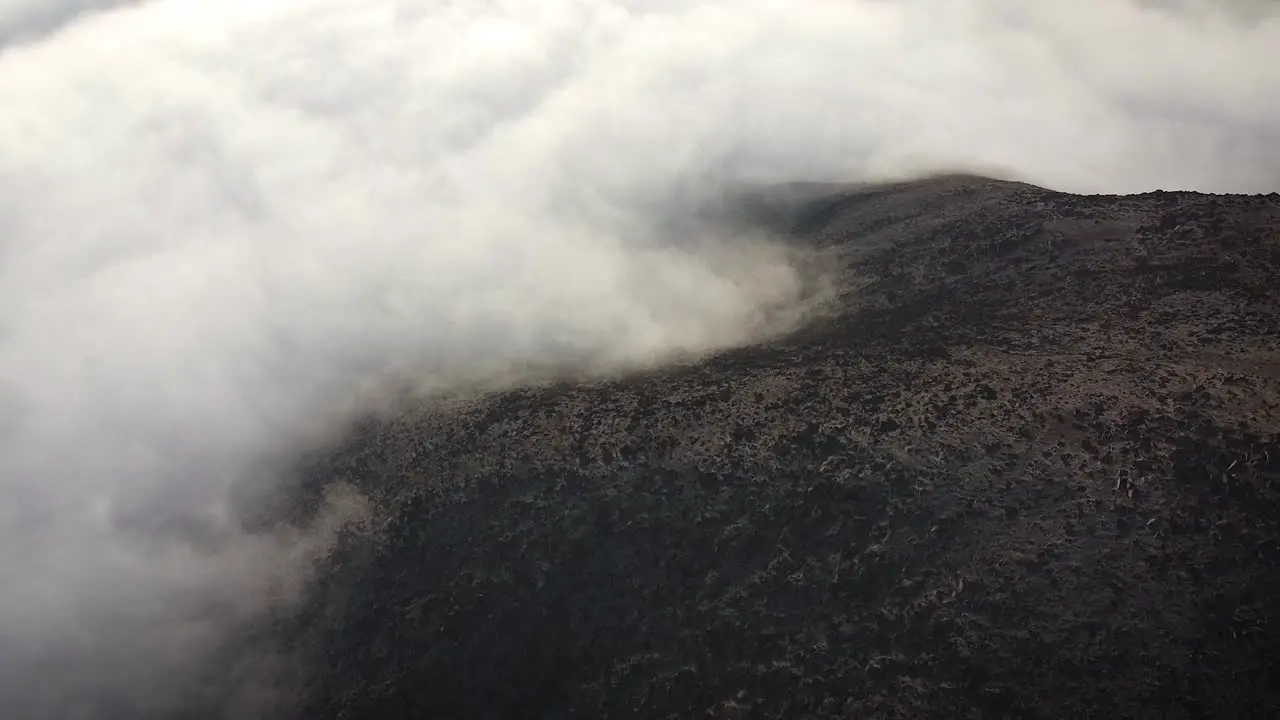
[{"x1": 283, "y1": 176, "x2": 1280, "y2": 719}]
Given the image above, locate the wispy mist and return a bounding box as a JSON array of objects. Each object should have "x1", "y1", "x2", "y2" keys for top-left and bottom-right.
[{"x1": 0, "y1": 0, "x2": 1276, "y2": 716}]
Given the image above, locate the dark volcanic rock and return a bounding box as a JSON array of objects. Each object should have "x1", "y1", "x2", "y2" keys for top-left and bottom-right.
[{"x1": 287, "y1": 176, "x2": 1280, "y2": 719}]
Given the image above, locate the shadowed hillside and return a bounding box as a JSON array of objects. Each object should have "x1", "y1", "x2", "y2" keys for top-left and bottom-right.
[{"x1": 284, "y1": 176, "x2": 1280, "y2": 718}]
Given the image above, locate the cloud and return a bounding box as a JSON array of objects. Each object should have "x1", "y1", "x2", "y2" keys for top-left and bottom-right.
[
  {"x1": 0, "y1": 0, "x2": 1276, "y2": 716},
  {"x1": 0, "y1": 0, "x2": 146, "y2": 47}
]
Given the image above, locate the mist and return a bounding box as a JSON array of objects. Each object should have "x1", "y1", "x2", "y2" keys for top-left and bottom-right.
[{"x1": 0, "y1": 0, "x2": 1276, "y2": 717}]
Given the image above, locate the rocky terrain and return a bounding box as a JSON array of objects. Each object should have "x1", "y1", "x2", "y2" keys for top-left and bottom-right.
[{"x1": 282, "y1": 175, "x2": 1280, "y2": 718}]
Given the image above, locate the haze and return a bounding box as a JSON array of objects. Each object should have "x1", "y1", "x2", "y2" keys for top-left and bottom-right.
[{"x1": 0, "y1": 0, "x2": 1276, "y2": 717}]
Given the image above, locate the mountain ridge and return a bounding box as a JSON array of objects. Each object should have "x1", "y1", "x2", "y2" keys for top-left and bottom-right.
[{"x1": 283, "y1": 175, "x2": 1280, "y2": 719}]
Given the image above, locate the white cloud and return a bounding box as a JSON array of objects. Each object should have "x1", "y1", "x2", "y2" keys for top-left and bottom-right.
[
  {"x1": 0, "y1": 0, "x2": 1276, "y2": 716},
  {"x1": 0, "y1": 0, "x2": 144, "y2": 45}
]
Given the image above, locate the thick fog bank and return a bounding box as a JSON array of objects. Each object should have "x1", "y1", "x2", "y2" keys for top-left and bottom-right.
[{"x1": 0, "y1": 0, "x2": 1276, "y2": 716}]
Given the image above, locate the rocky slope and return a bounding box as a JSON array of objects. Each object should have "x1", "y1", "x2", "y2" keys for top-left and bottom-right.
[{"x1": 285, "y1": 175, "x2": 1280, "y2": 719}]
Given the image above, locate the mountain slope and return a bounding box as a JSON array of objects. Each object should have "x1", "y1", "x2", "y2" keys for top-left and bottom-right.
[{"x1": 288, "y1": 175, "x2": 1280, "y2": 719}]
